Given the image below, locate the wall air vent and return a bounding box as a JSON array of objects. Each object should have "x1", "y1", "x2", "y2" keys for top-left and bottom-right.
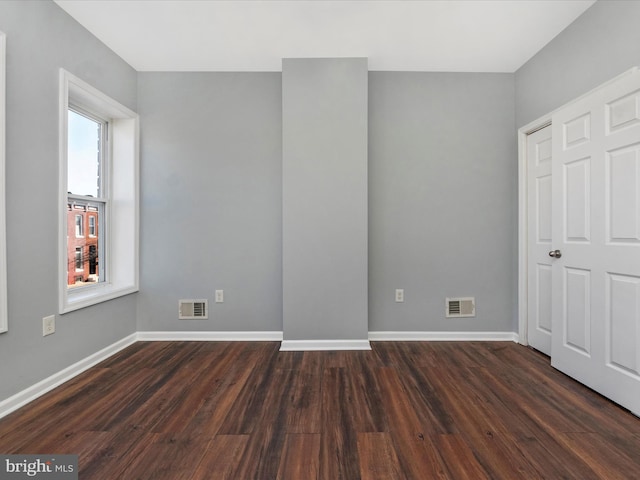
[
  {"x1": 446, "y1": 297, "x2": 475, "y2": 318},
  {"x1": 179, "y1": 299, "x2": 208, "y2": 320}
]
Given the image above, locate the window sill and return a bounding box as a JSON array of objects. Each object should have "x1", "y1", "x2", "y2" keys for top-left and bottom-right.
[{"x1": 62, "y1": 283, "x2": 138, "y2": 314}]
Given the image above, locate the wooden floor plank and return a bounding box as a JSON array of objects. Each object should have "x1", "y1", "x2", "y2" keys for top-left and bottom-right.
[
  {"x1": 469, "y1": 367, "x2": 601, "y2": 479},
  {"x1": 346, "y1": 370, "x2": 388, "y2": 434},
  {"x1": 434, "y1": 434, "x2": 490, "y2": 480},
  {"x1": 149, "y1": 347, "x2": 237, "y2": 435},
  {"x1": 231, "y1": 367, "x2": 295, "y2": 479},
  {"x1": 486, "y1": 365, "x2": 603, "y2": 434},
  {"x1": 0, "y1": 367, "x2": 114, "y2": 452},
  {"x1": 421, "y1": 366, "x2": 542, "y2": 479},
  {"x1": 319, "y1": 367, "x2": 362, "y2": 479},
  {"x1": 78, "y1": 429, "x2": 160, "y2": 480},
  {"x1": 513, "y1": 432, "x2": 600, "y2": 480},
  {"x1": 277, "y1": 433, "x2": 321, "y2": 480},
  {"x1": 283, "y1": 371, "x2": 322, "y2": 434},
  {"x1": 375, "y1": 366, "x2": 448, "y2": 479},
  {"x1": 217, "y1": 342, "x2": 281, "y2": 435},
  {"x1": 190, "y1": 435, "x2": 249, "y2": 480},
  {"x1": 0, "y1": 341, "x2": 639, "y2": 479},
  {"x1": 558, "y1": 432, "x2": 640, "y2": 480},
  {"x1": 174, "y1": 342, "x2": 258, "y2": 439},
  {"x1": 397, "y1": 361, "x2": 458, "y2": 435},
  {"x1": 118, "y1": 432, "x2": 209, "y2": 480},
  {"x1": 357, "y1": 432, "x2": 405, "y2": 480}
]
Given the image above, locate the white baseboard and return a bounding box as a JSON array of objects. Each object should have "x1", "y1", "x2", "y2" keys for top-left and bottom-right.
[
  {"x1": 368, "y1": 331, "x2": 520, "y2": 342},
  {"x1": 280, "y1": 339, "x2": 372, "y2": 351},
  {"x1": 136, "y1": 331, "x2": 518, "y2": 344},
  {"x1": 136, "y1": 331, "x2": 284, "y2": 342},
  {"x1": 0, "y1": 332, "x2": 137, "y2": 420}
]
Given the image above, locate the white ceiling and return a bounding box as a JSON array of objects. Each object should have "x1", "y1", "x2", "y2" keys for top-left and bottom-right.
[{"x1": 54, "y1": 0, "x2": 597, "y2": 73}]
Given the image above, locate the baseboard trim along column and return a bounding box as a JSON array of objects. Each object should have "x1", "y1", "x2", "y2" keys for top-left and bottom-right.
[{"x1": 280, "y1": 339, "x2": 372, "y2": 351}]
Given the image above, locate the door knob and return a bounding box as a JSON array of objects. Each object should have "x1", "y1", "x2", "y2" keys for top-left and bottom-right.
[{"x1": 548, "y1": 249, "x2": 562, "y2": 258}]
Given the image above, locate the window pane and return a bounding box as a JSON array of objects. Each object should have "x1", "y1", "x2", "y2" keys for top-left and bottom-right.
[
  {"x1": 67, "y1": 201, "x2": 104, "y2": 288},
  {"x1": 89, "y1": 245, "x2": 97, "y2": 275},
  {"x1": 75, "y1": 214, "x2": 83, "y2": 237},
  {"x1": 75, "y1": 247, "x2": 82, "y2": 270},
  {"x1": 68, "y1": 110, "x2": 101, "y2": 197}
]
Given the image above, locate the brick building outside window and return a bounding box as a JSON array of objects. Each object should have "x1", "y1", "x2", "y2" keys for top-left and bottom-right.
[{"x1": 67, "y1": 203, "x2": 99, "y2": 287}]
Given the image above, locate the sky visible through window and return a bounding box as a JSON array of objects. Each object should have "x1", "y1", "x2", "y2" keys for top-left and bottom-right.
[{"x1": 68, "y1": 110, "x2": 100, "y2": 197}]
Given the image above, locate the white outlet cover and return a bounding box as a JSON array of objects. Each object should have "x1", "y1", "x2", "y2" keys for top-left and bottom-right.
[
  {"x1": 215, "y1": 290, "x2": 224, "y2": 303},
  {"x1": 43, "y1": 315, "x2": 55, "y2": 336}
]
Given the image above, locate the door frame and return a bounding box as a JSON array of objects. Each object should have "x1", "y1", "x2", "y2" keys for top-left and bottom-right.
[
  {"x1": 518, "y1": 115, "x2": 552, "y2": 346},
  {"x1": 517, "y1": 67, "x2": 639, "y2": 348}
]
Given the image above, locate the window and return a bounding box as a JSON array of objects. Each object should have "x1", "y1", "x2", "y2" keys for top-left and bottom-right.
[
  {"x1": 59, "y1": 70, "x2": 139, "y2": 313},
  {"x1": 75, "y1": 214, "x2": 84, "y2": 237},
  {"x1": 0, "y1": 31, "x2": 6, "y2": 333},
  {"x1": 75, "y1": 247, "x2": 83, "y2": 271}
]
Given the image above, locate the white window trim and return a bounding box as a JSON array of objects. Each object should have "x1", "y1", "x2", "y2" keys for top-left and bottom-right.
[
  {"x1": 0, "y1": 32, "x2": 7, "y2": 333},
  {"x1": 59, "y1": 69, "x2": 139, "y2": 313}
]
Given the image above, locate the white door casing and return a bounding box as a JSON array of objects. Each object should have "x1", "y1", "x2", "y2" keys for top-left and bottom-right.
[
  {"x1": 551, "y1": 68, "x2": 640, "y2": 416},
  {"x1": 527, "y1": 125, "x2": 553, "y2": 355}
]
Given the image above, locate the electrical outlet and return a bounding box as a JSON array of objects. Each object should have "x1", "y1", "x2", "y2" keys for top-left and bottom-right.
[
  {"x1": 215, "y1": 290, "x2": 224, "y2": 303},
  {"x1": 43, "y1": 315, "x2": 55, "y2": 336},
  {"x1": 395, "y1": 289, "x2": 404, "y2": 303}
]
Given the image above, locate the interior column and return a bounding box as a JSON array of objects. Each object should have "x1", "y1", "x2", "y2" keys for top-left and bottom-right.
[{"x1": 281, "y1": 58, "x2": 369, "y2": 350}]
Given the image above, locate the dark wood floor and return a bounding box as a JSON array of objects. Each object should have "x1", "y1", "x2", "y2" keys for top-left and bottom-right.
[{"x1": 1, "y1": 341, "x2": 639, "y2": 479}]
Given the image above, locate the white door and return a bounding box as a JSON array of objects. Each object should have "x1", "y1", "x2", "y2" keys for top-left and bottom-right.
[
  {"x1": 527, "y1": 125, "x2": 553, "y2": 355},
  {"x1": 551, "y1": 69, "x2": 640, "y2": 416}
]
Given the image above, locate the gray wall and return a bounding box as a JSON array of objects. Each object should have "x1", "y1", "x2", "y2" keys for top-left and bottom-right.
[
  {"x1": 282, "y1": 58, "x2": 368, "y2": 341},
  {"x1": 137, "y1": 73, "x2": 283, "y2": 332},
  {"x1": 368, "y1": 72, "x2": 517, "y2": 332},
  {"x1": 137, "y1": 69, "x2": 517, "y2": 338},
  {"x1": 137, "y1": 71, "x2": 516, "y2": 336},
  {"x1": 0, "y1": 1, "x2": 138, "y2": 401},
  {"x1": 516, "y1": 0, "x2": 640, "y2": 128}
]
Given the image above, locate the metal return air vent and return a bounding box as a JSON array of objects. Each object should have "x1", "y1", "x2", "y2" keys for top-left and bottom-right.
[
  {"x1": 446, "y1": 297, "x2": 475, "y2": 318},
  {"x1": 179, "y1": 299, "x2": 208, "y2": 319}
]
